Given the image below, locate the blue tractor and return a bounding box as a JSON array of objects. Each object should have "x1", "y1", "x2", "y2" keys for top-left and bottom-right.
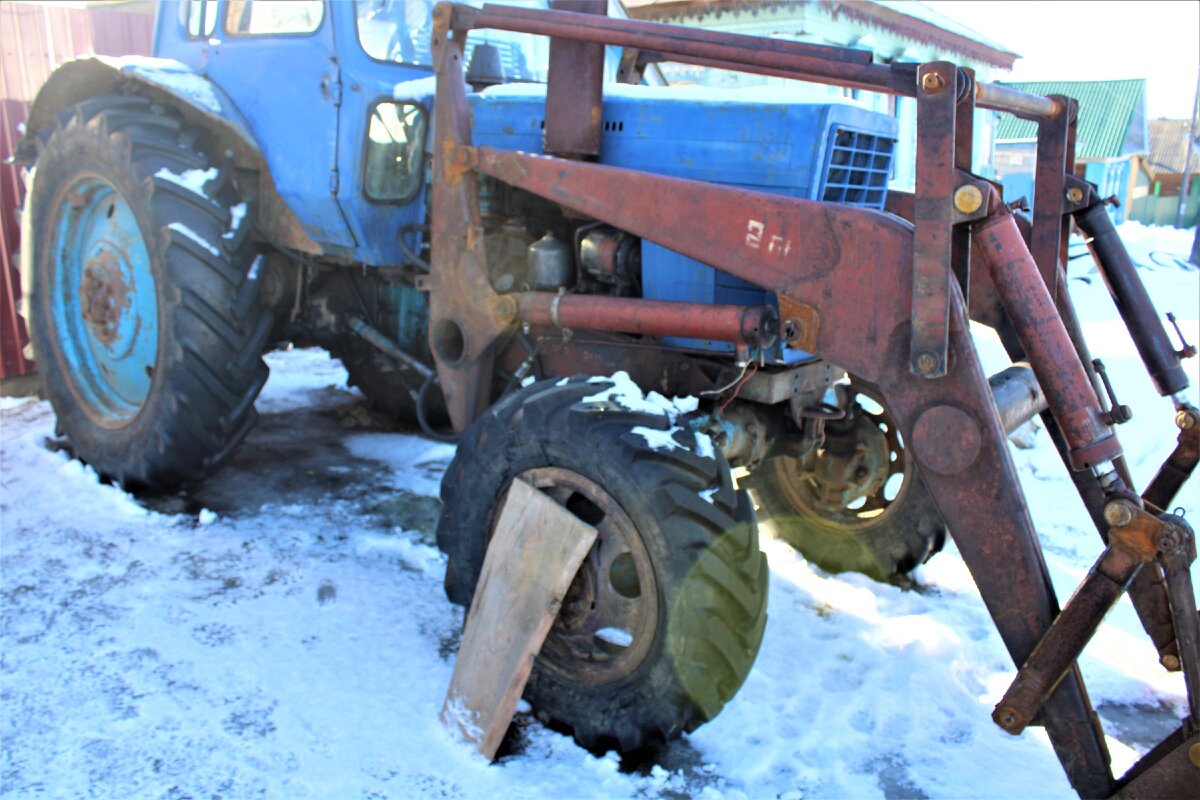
[
  {"x1": 17, "y1": 0, "x2": 955, "y2": 751},
  {"x1": 20, "y1": 4, "x2": 1200, "y2": 790}
]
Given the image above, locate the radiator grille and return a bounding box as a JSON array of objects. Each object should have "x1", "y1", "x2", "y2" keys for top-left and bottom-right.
[{"x1": 820, "y1": 128, "x2": 894, "y2": 208}]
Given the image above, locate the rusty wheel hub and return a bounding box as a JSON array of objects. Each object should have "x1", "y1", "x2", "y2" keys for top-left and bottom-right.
[
  {"x1": 79, "y1": 248, "x2": 130, "y2": 346},
  {"x1": 508, "y1": 467, "x2": 658, "y2": 685},
  {"x1": 783, "y1": 385, "x2": 908, "y2": 529}
]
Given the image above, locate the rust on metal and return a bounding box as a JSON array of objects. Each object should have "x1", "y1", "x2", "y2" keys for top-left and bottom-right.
[
  {"x1": 1110, "y1": 727, "x2": 1200, "y2": 799},
  {"x1": 973, "y1": 209, "x2": 1121, "y2": 470},
  {"x1": 1075, "y1": 202, "x2": 1191, "y2": 397},
  {"x1": 428, "y1": 9, "x2": 512, "y2": 431},
  {"x1": 462, "y1": 141, "x2": 1114, "y2": 796},
  {"x1": 1029, "y1": 96, "x2": 1075, "y2": 296},
  {"x1": 442, "y1": 140, "x2": 480, "y2": 186},
  {"x1": 994, "y1": 505, "x2": 1181, "y2": 735},
  {"x1": 516, "y1": 294, "x2": 778, "y2": 348},
  {"x1": 912, "y1": 405, "x2": 982, "y2": 475},
  {"x1": 543, "y1": 0, "x2": 606, "y2": 157},
  {"x1": 79, "y1": 249, "x2": 130, "y2": 345},
  {"x1": 910, "y1": 61, "x2": 958, "y2": 378},
  {"x1": 460, "y1": 3, "x2": 1060, "y2": 118},
  {"x1": 427, "y1": 7, "x2": 1198, "y2": 794},
  {"x1": 776, "y1": 296, "x2": 821, "y2": 353}
]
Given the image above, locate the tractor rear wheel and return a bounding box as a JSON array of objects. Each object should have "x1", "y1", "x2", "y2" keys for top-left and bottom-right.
[
  {"x1": 746, "y1": 382, "x2": 946, "y2": 582},
  {"x1": 437, "y1": 378, "x2": 768, "y2": 750},
  {"x1": 28, "y1": 93, "x2": 271, "y2": 491}
]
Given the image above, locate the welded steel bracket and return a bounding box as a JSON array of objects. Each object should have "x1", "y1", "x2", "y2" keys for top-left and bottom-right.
[
  {"x1": 994, "y1": 503, "x2": 1197, "y2": 735},
  {"x1": 910, "y1": 62, "x2": 958, "y2": 378}
]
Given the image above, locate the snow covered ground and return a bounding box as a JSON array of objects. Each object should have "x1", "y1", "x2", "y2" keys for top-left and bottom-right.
[{"x1": 2, "y1": 223, "x2": 1198, "y2": 799}]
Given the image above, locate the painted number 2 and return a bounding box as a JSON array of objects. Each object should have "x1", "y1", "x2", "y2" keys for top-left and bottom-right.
[{"x1": 745, "y1": 219, "x2": 792, "y2": 257}]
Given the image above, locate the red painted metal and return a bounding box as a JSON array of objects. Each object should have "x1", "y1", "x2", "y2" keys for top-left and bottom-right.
[
  {"x1": 1030, "y1": 96, "x2": 1075, "y2": 297},
  {"x1": 429, "y1": 5, "x2": 509, "y2": 430},
  {"x1": 973, "y1": 210, "x2": 1122, "y2": 471},
  {"x1": 462, "y1": 141, "x2": 1116, "y2": 796},
  {"x1": 431, "y1": 6, "x2": 1197, "y2": 794},
  {"x1": 543, "y1": 0, "x2": 606, "y2": 158},
  {"x1": 910, "y1": 61, "x2": 959, "y2": 377},
  {"x1": 0, "y1": 2, "x2": 153, "y2": 380},
  {"x1": 458, "y1": 3, "x2": 1059, "y2": 118},
  {"x1": 517, "y1": 293, "x2": 777, "y2": 347},
  {"x1": 1075, "y1": 203, "x2": 1192, "y2": 397}
]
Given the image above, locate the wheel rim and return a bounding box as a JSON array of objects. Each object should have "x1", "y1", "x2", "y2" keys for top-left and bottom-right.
[
  {"x1": 773, "y1": 385, "x2": 910, "y2": 532},
  {"x1": 49, "y1": 173, "x2": 158, "y2": 426},
  {"x1": 506, "y1": 467, "x2": 659, "y2": 685}
]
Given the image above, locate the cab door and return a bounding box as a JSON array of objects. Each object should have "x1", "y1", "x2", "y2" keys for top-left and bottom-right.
[{"x1": 180, "y1": 0, "x2": 357, "y2": 253}]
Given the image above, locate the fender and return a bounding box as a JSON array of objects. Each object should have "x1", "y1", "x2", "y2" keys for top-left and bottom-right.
[{"x1": 17, "y1": 56, "x2": 319, "y2": 256}]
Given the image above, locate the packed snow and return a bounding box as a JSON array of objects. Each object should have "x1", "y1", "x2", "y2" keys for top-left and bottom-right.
[
  {"x1": 166, "y1": 222, "x2": 220, "y2": 257},
  {"x1": 154, "y1": 167, "x2": 218, "y2": 197},
  {"x1": 99, "y1": 56, "x2": 225, "y2": 115},
  {"x1": 1, "y1": 222, "x2": 1198, "y2": 799}
]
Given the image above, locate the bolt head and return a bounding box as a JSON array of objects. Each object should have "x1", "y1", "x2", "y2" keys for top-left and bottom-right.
[
  {"x1": 1160, "y1": 653, "x2": 1181, "y2": 671},
  {"x1": 1177, "y1": 409, "x2": 1197, "y2": 430},
  {"x1": 1103, "y1": 501, "x2": 1134, "y2": 528},
  {"x1": 915, "y1": 351, "x2": 940, "y2": 375},
  {"x1": 782, "y1": 318, "x2": 803, "y2": 343},
  {"x1": 921, "y1": 72, "x2": 946, "y2": 93},
  {"x1": 954, "y1": 185, "x2": 984, "y2": 214},
  {"x1": 1190, "y1": 741, "x2": 1200, "y2": 768},
  {"x1": 1066, "y1": 187, "x2": 1084, "y2": 204}
]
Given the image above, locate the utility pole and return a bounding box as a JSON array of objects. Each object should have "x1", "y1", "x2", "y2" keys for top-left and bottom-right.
[{"x1": 1180, "y1": 65, "x2": 1200, "y2": 236}]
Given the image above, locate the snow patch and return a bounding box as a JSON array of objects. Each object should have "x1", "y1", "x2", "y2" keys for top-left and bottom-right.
[
  {"x1": 100, "y1": 56, "x2": 224, "y2": 114},
  {"x1": 224, "y1": 202, "x2": 247, "y2": 240},
  {"x1": 699, "y1": 487, "x2": 719, "y2": 504},
  {"x1": 594, "y1": 627, "x2": 633, "y2": 647},
  {"x1": 197, "y1": 508, "x2": 218, "y2": 525},
  {"x1": 582, "y1": 370, "x2": 698, "y2": 419},
  {"x1": 442, "y1": 694, "x2": 485, "y2": 746},
  {"x1": 355, "y1": 534, "x2": 445, "y2": 578},
  {"x1": 167, "y1": 222, "x2": 219, "y2": 256},
  {"x1": 630, "y1": 424, "x2": 684, "y2": 453},
  {"x1": 155, "y1": 166, "x2": 217, "y2": 197}
]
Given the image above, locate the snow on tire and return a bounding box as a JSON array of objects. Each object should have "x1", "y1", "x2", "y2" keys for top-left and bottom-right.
[
  {"x1": 437, "y1": 377, "x2": 769, "y2": 751},
  {"x1": 29, "y1": 93, "x2": 271, "y2": 491}
]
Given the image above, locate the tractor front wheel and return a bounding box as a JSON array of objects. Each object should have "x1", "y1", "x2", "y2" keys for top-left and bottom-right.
[{"x1": 437, "y1": 378, "x2": 768, "y2": 750}]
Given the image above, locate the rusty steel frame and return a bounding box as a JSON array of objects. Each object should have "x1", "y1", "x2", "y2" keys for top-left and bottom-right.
[{"x1": 425, "y1": 4, "x2": 1198, "y2": 796}]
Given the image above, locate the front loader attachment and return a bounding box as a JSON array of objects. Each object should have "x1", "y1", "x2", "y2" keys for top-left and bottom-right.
[{"x1": 426, "y1": 4, "x2": 1200, "y2": 795}]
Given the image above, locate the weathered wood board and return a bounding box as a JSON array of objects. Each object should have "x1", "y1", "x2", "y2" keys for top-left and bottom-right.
[{"x1": 441, "y1": 476, "x2": 598, "y2": 758}]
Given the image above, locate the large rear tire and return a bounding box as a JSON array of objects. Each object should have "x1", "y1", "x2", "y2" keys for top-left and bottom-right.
[
  {"x1": 437, "y1": 378, "x2": 768, "y2": 750},
  {"x1": 28, "y1": 93, "x2": 271, "y2": 491}
]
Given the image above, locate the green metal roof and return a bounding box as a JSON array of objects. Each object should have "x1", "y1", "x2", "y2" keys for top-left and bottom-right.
[{"x1": 993, "y1": 79, "x2": 1146, "y2": 159}]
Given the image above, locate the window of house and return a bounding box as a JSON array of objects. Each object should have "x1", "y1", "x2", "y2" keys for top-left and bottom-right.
[
  {"x1": 363, "y1": 102, "x2": 428, "y2": 202},
  {"x1": 225, "y1": 1, "x2": 324, "y2": 36}
]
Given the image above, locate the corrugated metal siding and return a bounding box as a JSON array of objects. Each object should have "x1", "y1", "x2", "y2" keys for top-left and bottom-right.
[
  {"x1": 993, "y1": 79, "x2": 1146, "y2": 161},
  {"x1": 0, "y1": 2, "x2": 154, "y2": 379},
  {"x1": 1148, "y1": 118, "x2": 1196, "y2": 176}
]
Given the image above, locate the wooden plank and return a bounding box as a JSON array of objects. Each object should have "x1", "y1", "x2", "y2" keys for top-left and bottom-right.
[{"x1": 441, "y1": 476, "x2": 598, "y2": 758}]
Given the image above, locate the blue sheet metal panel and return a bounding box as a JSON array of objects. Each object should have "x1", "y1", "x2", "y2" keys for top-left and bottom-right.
[
  {"x1": 471, "y1": 88, "x2": 895, "y2": 191},
  {"x1": 155, "y1": 1, "x2": 356, "y2": 254},
  {"x1": 329, "y1": 0, "x2": 432, "y2": 267}
]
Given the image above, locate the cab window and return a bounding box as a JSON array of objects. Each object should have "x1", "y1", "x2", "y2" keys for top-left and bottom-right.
[
  {"x1": 225, "y1": 0, "x2": 324, "y2": 36},
  {"x1": 364, "y1": 102, "x2": 428, "y2": 202},
  {"x1": 179, "y1": 0, "x2": 219, "y2": 38}
]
